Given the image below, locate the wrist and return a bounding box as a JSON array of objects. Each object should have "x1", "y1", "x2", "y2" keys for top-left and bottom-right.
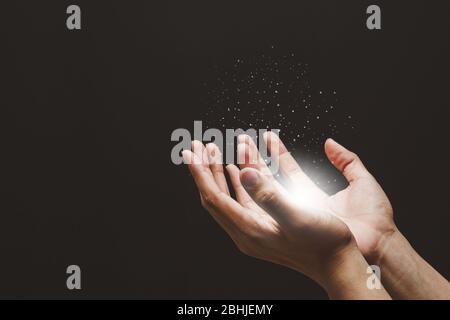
[
  {"x1": 317, "y1": 244, "x2": 391, "y2": 299},
  {"x1": 375, "y1": 228, "x2": 409, "y2": 265},
  {"x1": 372, "y1": 229, "x2": 420, "y2": 297},
  {"x1": 369, "y1": 228, "x2": 450, "y2": 299}
]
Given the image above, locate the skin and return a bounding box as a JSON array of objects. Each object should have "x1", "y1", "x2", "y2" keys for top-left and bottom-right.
[{"x1": 182, "y1": 133, "x2": 450, "y2": 299}]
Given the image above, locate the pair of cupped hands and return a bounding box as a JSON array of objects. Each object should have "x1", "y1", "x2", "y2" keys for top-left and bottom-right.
[{"x1": 182, "y1": 133, "x2": 396, "y2": 298}]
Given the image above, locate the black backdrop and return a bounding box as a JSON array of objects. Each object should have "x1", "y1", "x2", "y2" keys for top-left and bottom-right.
[{"x1": 0, "y1": 1, "x2": 449, "y2": 299}]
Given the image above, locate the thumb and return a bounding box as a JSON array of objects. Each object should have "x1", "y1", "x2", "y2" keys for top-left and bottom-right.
[
  {"x1": 240, "y1": 167, "x2": 300, "y2": 226},
  {"x1": 324, "y1": 138, "x2": 370, "y2": 183}
]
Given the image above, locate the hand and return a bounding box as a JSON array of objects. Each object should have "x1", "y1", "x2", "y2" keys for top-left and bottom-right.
[
  {"x1": 264, "y1": 133, "x2": 396, "y2": 264},
  {"x1": 323, "y1": 138, "x2": 396, "y2": 264},
  {"x1": 182, "y1": 137, "x2": 389, "y2": 299},
  {"x1": 262, "y1": 133, "x2": 449, "y2": 299},
  {"x1": 217, "y1": 132, "x2": 395, "y2": 265}
]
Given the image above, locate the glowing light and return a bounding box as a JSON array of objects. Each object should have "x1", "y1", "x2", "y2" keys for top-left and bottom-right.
[{"x1": 285, "y1": 184, "x2": 324, "y2": 209}]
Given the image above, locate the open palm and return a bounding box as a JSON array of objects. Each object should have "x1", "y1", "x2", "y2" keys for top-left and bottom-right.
[
  {"x1": 182, "y1": 136, "x2": 356, "y2": 281},
  {"x1": 264, "y1": 132, "x2": 395, "y2": 263},
  {"x1": 183, "y1": 132, "x2": 396, "y2": 275}
]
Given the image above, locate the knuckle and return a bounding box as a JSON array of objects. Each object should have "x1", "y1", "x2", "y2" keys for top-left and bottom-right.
[
  {"x1": 234, "y1": 230, "x2": 261, "y2": 257},
  {"x1": 240, "y1": 227, "x2": 259, "y2": 243},
  {"x1": 201, "y1": 194, "x2": 218, "y2": 209},
  {"x1": 236, "y1": 242, "x2": 253, "y2": 257},
  {"x1": 350, "y1": 152, "x2": 360, "y2": 162},
  {"x1": 345, "y1": 153, "x2": 361, "y2": 170}
]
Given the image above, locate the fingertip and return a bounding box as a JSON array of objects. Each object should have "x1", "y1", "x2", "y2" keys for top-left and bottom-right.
[
  {"x1": 264, "y1": 131, "x2": 287, "y2": 153},
  {"x1": 182, "y1": 149, "x2": 193, "y2": 165},
  {"x1": 238, "y1": 134, "x2": 257, "y2": 146},
  {"x1": 238, "y1": 134, "x2": 247, "y2": 144},
  {"x1": 191, "y1": 140, "x2": 203, "y2": 155},
  {"x1": 327, "y1": 137, "x2": 346, "y2": 147},
  {"x1": 237, "y1": 139, "x2": 256, "y2": 166},
  {"x1": 324, "y1": 138, "x2": 333, "y2": 150},
  {"x1": 264, "y1": 131, "x2": 278, "y2": 140},
  {"x1": 324, "y1": 138, "x2": 338, "y2": 163},
  {"x1": 325, "y1": 137, "x2": 337, "y2": 147},
  {"x1": 192, "y1": 140, "x2": 204, "y2": 149},
  {"x1": 324, "y1": 138, "x2": 347, "y2": 157}
]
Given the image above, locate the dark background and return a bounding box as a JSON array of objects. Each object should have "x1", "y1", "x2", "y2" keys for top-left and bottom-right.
[{"x1": 0, "y1": 1, "x2": 449, "y2": 299}]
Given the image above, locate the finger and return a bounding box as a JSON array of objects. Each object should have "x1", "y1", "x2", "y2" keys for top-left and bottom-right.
[
  {"x1": 206, "y1": 143, "x2": 230, "y2": 196},
  {"x1": 237, "y1": 134, "x2": 275, "y2": 179},
  {"x1": 192, "y1": 140, "x2": 210, "y2": 170},
  {"x1": 182, "y1": 150, "x2": 255, "y2": 231},
  {"x1": 237, "y1": 136, "x2": 257, "y2": 169},
  {"x1": 264, "y1": 131, "x2": 320, "y2": 192},
  {"x1": 191, "y1": 141, "x2": 213, "y2": 203},
  {"x1": 226, "y1": 164, "x2": 260, "y2": 210},
  {"x1": 324, "y1": 138, "x2": 371, "y2": 183},
  {"x1": 240, "y1": 167, "x2": 305, "y2": 227}
]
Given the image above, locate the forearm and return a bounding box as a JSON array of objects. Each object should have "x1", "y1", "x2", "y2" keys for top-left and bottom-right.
[
  {"x1": 319, "y1": 246, "x2": 391, "y2": 300},
  {"x1": 376, "y1": 229, "x2": 450, "y2": 299}
]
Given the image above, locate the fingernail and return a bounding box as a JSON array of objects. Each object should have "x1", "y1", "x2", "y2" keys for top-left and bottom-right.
[
  {"x1": 327, "y1": 138, "x2": 341, "y2": 147},
  {"x1": 206, "y1": 143, "x2": 216, "y2": 157},
  {"x1": 241, "y1": 169, "x2": 260, "y2": 188}
]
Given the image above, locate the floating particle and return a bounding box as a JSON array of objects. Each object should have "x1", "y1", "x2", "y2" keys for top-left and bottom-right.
[{"x1": 201, "y1": 47, "x2": 357, "y2": 189}]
